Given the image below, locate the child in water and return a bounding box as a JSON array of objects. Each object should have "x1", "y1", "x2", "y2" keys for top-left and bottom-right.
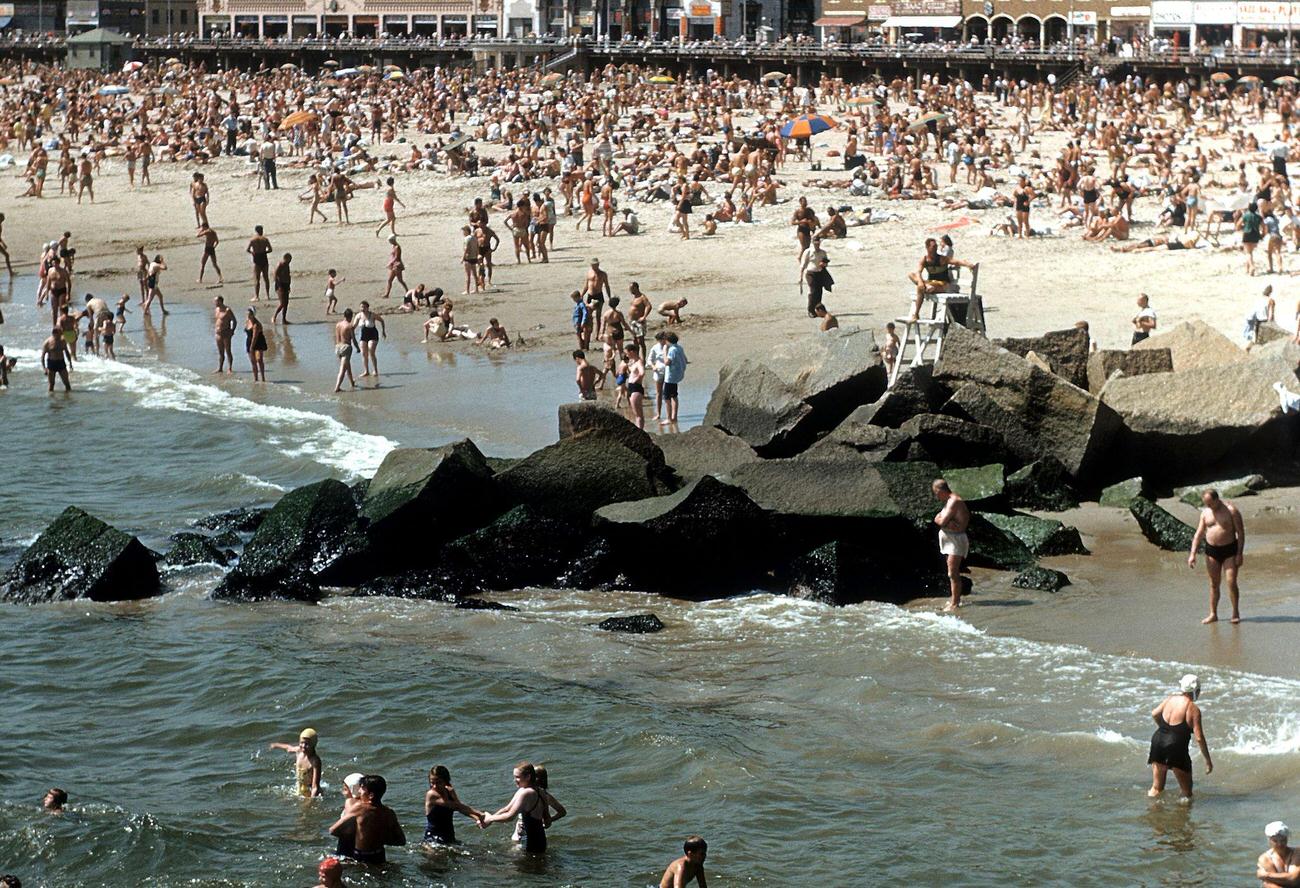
[{"x1": 269, "y1": 728, "x2": 322, "y2": 797}]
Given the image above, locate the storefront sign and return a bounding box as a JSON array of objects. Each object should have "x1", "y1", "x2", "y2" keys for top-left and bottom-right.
[
  {"x1": 1070, "y1": 10, "x2": 1098, "y2": 24},
  {"x1": 1151, "y1": 0, "x2": 1191, "y2": 23},
  {"x1": 1108, "y1": 5, "x2": 1151, "y2": 18},
  {"x1": 868, "y1": 4, "x2": 891, "y2": 20},
  {"x1": 1235, "y1": 1, "x2": 1300, "y2": 25},
  {"x1": 1192, "y1": 1, "x2": 1235, "y2": 23},
  {"x1": 891, "y1": 0, "x2": 959, "y2": 14},
  {"x1": 66, "y1": 0, "x2": 100, "y2": 26},
  {"x1": 0, "y1": 3, "x2": 14, "y2": 27}
]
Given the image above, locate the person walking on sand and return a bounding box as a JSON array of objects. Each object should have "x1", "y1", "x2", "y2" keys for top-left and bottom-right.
[
  {"x1": 333, "y1": 309, "x2": 359, "y2": 393},
  {"x1": 932, "y1": 479, "x2": 969, "y2": 612},
  {"x1": 375, "y1": 177, "x2": 404, "y2": 237},
  {"x1": 1189, "y1": 488, "x2": 1245, "y2": 624},
  {"x1": 382, "y1": 236, "x2": 407, "y2": 300},
  {"x1": 197, "y1": 223, "x2": 224, "y2": 285},
  {"x1": 1147, "y1": 674, "x2": 1212, "y2": 800},
  {"x1": 660, "y1": 835, "x2": 709, "y2": 888},
  {"x1": 625, "y1": 343, "x2": 646, "y2": 429},
  {"x1": 247, "y1": 226, "x2": 272, "y2": 303},
  {"x1": 355, "y1": 301, "x2": 386, "y2": 381},
  {"x1": 460, "y1": 226, "x2": 482, "y2": 295},
  {"x1": 660, "y1": 332, "x2": 686, "y2": 427},
  {"x1": 1257, "y1": 822, "x2": 1300, "y2": 886},
  {"x1": 272, "y1": 254, "x2": 292, "y2": 325},
  {"x1": 143, "y1": 254, "x2": 169, "y2": 315},
  {"x1": 191, "y1": 172, "x2": 210, "y2": 229},
  {"x1": 1240, "y1": 201, "x2": 1263, "y2": 277}
]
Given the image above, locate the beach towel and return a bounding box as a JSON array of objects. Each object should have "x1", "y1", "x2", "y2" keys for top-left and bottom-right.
[{"x1": 931, "y1": 216, "x2": 978, "y2": 232}]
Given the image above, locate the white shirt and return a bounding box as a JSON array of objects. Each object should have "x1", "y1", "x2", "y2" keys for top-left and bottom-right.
[{"x1": 260, "y1": 139, "x2": 278, "y2": 161}]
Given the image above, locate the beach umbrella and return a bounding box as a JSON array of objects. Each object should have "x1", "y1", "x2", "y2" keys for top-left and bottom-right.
[
  {"x1": 847, "y1": 95, "x2": 876, "y2": 106},
  {"x1": 165, "y1": 56, "x2": 181, "y2": 65},
  {"x1": 384, "y1": 70, "x2": 405, "y2": 81},
  {"x1": 540, "y1": 72, "x2": 564, "y2": 86},
  {"x1": 780, "y1": 113, "x2": 837, "y2": 138},
  {"x1": 322, "y1": 59, "x2": 340, "y2": 68},
  {"x1": 761, "y1": 71, "x2": 787, "y2": 83},
  {"x1": 279, "y1": 109, "x2": 318, "y2": 129},
  {"x1": 648, "y1": 74, "x2": 675, "y2": 84},
  {"x1": 98, "y1": 85, "x2": 130, "y2": 96},
  {"x1": 122, "y1": 60, "x2": 144, "y2": 73},
  {"x1": 280, "y1": 62, "x2": 297, "y2": 71},
  {"x1": 1240, "y1": 75, "x2": 1262, "y2": 83},
  {"x1": 917, "y1": 111, "x2": 949, "y2": 125},
  {"x1": 1209, "y1": 72, "x2": 1232, "y2": 83},
  {"x1": 1275, "y1": 75, "x2": 1300, "y2": 85},
  {"x1": 357, "y1": 64, "x2": 376, "y2": 72},
  {"x1": 384, "y1": 64, "x2": 403, "y2": 71},
  {"x1": 336, "y1": 67, "x2": 360, "y2": 77},
  {"x1": 319, "y1": 78, "x2": 340, "y2": 87},
  {"x1": 444, "y1": 132, "x2": 472, "y2": 152}
]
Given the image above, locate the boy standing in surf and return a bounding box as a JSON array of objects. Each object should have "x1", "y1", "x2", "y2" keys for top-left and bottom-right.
[
  {"x1": 269, "y1": 728, "x2": 322, "y2": 797},
  {"x1": 660, "y1": 835, "x2": 708, "y2": 887},
  {"x1": 932, "y1": 479, "x2": 970, "y2": 612}
]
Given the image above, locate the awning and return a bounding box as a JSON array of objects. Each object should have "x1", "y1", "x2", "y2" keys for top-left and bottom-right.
[
  {"x1": 814, "y1": 14, "x2": 866, "y2": 26},
  {"x1": 881, "y1": 14, "x2": 962, "y2": 27}
]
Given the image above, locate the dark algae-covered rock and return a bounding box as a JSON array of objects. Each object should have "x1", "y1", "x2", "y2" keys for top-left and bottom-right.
[
  {"x1": 1, "y1": 507, "x2": 161, "y2": 604},
  {"x1": 785, "y1": 538, "x2": 951, "y2": 606},
  {"x1": 1099, "y1": 477, "x2": 1149, "y2": 508},
  {"x1": 596, "y1": 613, "x2": 665, "y2": 633},
  {"x1": 981, "y1": 513, "x2": 1089, "y2": 558},
  {"x1": 497, "y1": 435, "x2": 674, "y2": 520},
  {"x1": 1129, "y1": 497, "x2": 1198, "y2": 553},
  {"x1": 1003, "y1": 459, "x2": 1078, "y2": 512},
  {"x1": 1012, "y1": 567, "x2": 1071, "y2": 592},
  {"x1": 195, "y1": 506, "x2": 266, "y2": 534},
  {"x1": 441, "y1": 504, "x2": 595, "y2": 591},
  {"x1": 162, "y1": 532, "x2": 234, "y2": 567},
  {"x1": 213, "y1": 479, "x2": 367, "y2": 602}
]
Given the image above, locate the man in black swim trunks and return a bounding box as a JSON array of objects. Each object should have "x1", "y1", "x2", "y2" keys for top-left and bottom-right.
[
  {"x1": 1188, "y1": 488, "x2": 1245, "y2": 624},
  {"x1": 40, "y1": 326, "x2": 72, "y2": 392},
  {"x1": 272, "y1": 253, "x2": 292, "y2": 325},
  {"x1": 329, "y1": 775, "x2": 405, "y2": 865},
  {"x1": 247, "y1": 225, "x2": 272, "y2": 302}
]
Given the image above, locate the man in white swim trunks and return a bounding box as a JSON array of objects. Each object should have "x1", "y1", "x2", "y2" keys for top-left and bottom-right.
[{"x1": 932, "y1": 479, "x2": 970, "y2": 612}]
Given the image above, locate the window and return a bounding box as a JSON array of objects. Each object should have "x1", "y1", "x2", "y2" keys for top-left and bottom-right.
[
  {"x1": 152, "y1": 8, "x2": 159, "y2": 22},
  {"x1": 180, "y1": 9, "x2": 187, "y2": 22}
]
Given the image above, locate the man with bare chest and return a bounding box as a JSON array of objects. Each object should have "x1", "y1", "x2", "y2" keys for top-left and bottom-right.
[
  {"x1": 1189, "y1": 488, "x2": 1246, "y2": 624},
  {"x1": 213, "y1": 296, "x2": 236, "y2": 373},
  {"x1": 582, "y1": 258, "x2": 611, "y2": 338}
]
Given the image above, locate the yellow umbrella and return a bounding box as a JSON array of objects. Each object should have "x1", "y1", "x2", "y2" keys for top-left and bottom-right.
[
  {"x1": 648, "y1": 74, "x2": 675, "y2": 84},
  {"x1": 384, "y1": 64, "x2": 403, "y2": 71},
  {"x1": 847, "y1": 95, "x2": 877, "y2": 106},
  {"x1": 279, "y1": 109, "x2": 318, "y2": 129},
  {"x1": 357, "y1": 64, "x2": 376, "y2": 72},
  {"x1": 384, "y1": 70, "x2": 405, "y2": 80},
  {"x1": 165, "y1": 56, "x2": 181, "y2": 64}
]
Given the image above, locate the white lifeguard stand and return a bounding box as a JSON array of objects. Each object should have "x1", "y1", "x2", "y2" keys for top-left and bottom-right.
[{"x1": 888, "y1": 264, "x2": 985, "y2": 387}]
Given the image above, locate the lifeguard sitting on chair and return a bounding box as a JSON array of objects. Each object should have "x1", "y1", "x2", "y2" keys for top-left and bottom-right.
[{"x1": 907, "y1": 237, "x2": 977, "y2": 321}]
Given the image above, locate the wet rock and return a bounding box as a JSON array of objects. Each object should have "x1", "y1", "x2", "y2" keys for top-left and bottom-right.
[
  {"x1": 935, "y1": 326, "x2": 1121, "y2": 484},
  {"x1": 1129, "y1": 497, "x2": 1198, "y2": 552},
  {"x1": 1100, "y1": 352, "x2": 1300, "y2": 480},
  {"x1": 1087, "y1": 348, "x2": 1173, "y2": 395},
  {"x1": 1132, "y1": 319, "x2": 1244, "y2": 371},
  {"x1": 944, "y1": 464, "x2": 1005, "y2": 508},
  {"x1": 801, "y1": 410, "x2": 894, "y2": 462},
  {"x1": 349, "y1": 479, "x2": 370, "y2": 507},
  {"x1": 441, "y1": 505, "x2": 597, "y2": 591},
  {"x1": 558, "y1": 537, "x2": 622, "y2": 591},
  {"x1": 162, "y1": 532, "x2": 233, "y2": 568},
  {"x1": 656, "y1": 426, "x2": 759, "y2": 481},
  {"x1": 785, "y1": 538, "x2": 951, "y2": 606},
  {"x1": 965, "y1": 514, "x2": 1036, "y2": 571},
  {"x1": 497, "y1": 435, "x2": 674, "y2": 521},
  {"x1": 1099, "y1": 476, "x2": 1149, "y2": 508},
  {"x1": 854, "y1": 364, "x2": 940, "y2": 428},
  {"x1": 455, "y1": 597, "x2": 519, "y2": 612},
  {"x1": 355, "y1": 568, "x2": 467, "y2": 601},
  {"x1": 1004, "y1": 458, "x2": 1079, "y2": 512},
  {"x1": 1012, "y1": 566, "x2": 1071, "y2": 592},
  {"x1": 0, "y1": 507, "x2": 162, "y2": 604},
  {"x1": 982, "y1": 513, "x2": 1089, "y2": 557},
  {"x1": 195, "y1": 506, "x2": 266, "y2": 534},
  {"x1": 557, "y1": 401, "x2": 666, "y2": 469},
  {"x1": 596, "y1": 613, "x2": 665, "y2": 633},
  {"x1": 594, "y1": 476, "x2": 769, "y2": 594},
  {"x1": 884, "y1": 413, "x2": 1016, "y2": 469},
  {"x1": 728, "y1": 459, "x2": 908, "y2": 521},
  {"x1": 211, "y1": 529, "x2": 243, "y2": 550},
  {"x1": 484, "y1": 456, "x2": 521, "y2": 474},
  {"x1": 1176, "y1": 475, "x2": 1267, "y2": 506},
  {"x1": 704, "y1": 327, "x2": 886, "y2": 456},
  {"x1": 996, "y1": 327, "x2": 1091, "y2": 389},
  {"x1": 213, "y1": 479, "x2": 367, "y2": 601}
]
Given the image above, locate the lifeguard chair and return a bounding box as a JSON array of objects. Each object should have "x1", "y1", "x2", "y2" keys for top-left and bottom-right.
[{"x1": 888, "y1": 264, "x2": 985, "y2": 387}]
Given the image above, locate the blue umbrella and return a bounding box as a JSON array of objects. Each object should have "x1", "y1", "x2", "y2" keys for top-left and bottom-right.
[
  {"x1": 780, "y1": 113, "x2": 837, "y2": 139},
  {"x1": 335, "y1": 67, "x2": 360, "y2": 77},
  {"x1": 98, "y1": 85, "x2": 130, "y2": 96}
]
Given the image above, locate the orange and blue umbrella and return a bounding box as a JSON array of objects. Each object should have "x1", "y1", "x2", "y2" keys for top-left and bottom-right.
[{"x1": 781, "y1": 113, "x2": 837, "y2": 138}]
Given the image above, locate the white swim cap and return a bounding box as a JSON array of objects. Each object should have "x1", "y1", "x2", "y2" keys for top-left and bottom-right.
[
  {"x1": 344, "y1": 773, "x2": 364, "y2": 793},
  {"x1": 1267, "y1": 821, "x2": 1290, "y2": 839},
  {"x1": 1179, "y1": 674, "x2": 1200, "y2": 699}
]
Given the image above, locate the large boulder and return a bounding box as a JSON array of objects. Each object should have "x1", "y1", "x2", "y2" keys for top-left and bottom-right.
[
  {"x1": 964, "y1": 514, "x2": 1036, "y2": 570},
  {"x1": 785, "y1": 538, "x2": 951, "y2": 606},
  {"x1": 596, "y1": 614, "x2": 665, "y2": 633},
  {"x1": 1004, "y1": 458, "x2": 1079, "y2": 512},
  {"x1": 1132, "y1": 319, "x2": 1243, "y2": 371},
  {"x1": 361, "y1": 441, "x2": 504, "y2": 562},
  {"x1": 0, "y1": 507, "x2": 161, "y2": 604},
  {"x1": 704, "y1": 327, "x2": 886, "y2": 456},
  {"x1": 1100, "y1": 352, "x2": 1300, "y2": 480},
  {"x1": 1176, "y1": 475, "x2": 1266, "y2": 506},
  {"x1": 1012, "y1": 566, "x2": 1071, "y2": 592},
  {"x1": 854, "y1": 364, "x2": 940, "y2": 428},
  {"x1": 982, "y1": 513, "x2": 1089, "y2": 557},
  {"x1": 594, "y1": 476, "x2": 769, "y2": 593},
  {"x1": 884, "y1": 413, "x2": 1016, "y2": 468},
  {"x1": 497, "y1": 435, "x2": 675, "y2": 521},
  {"x1": 934, "y1": 325, "x2": 1121, "y2": 484},
  {"x1": 944, "y1": 464, "x2": 1005, "y2": 508},
  {"x1": 441, "y1": 504, "x2": 613, "y2": 591},
  {"x1": 1087, "y1": 348, "x2": 1173, "y2": 395},
  {"x1": 801, "y1": 410, "x2": 894, "y2": 462},
  {"x1": 213, "y1": 479, "x2": 367, "y2": 601},
  {"x1": 162, "y1": 532, "x2": 234, "y2": 568},
  {"x1": 1099, "y1": 476, "x2": 1149, "y2": 508},
  {"x1": 996, "y1": 328, "x2": 1091, "y2": 390},
  {"x1": 1129, "y1": 497, "x2": 1198, "y2": 552},
  {"x1": 656, "y1": 426, "x2": 759, "y2": 481},
  {"x1": 557, "y1": 401, "x2": 666, "y2": 469},
  {"x1": 728, "y1": 459, "x2": 912, "y2": 521},
  {"x1": 195, "y1": 507, "x2": 266, "y2": 534}
]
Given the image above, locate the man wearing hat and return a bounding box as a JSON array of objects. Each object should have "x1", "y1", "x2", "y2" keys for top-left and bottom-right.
[{"x1": 1257, "y1": 821, "x2": 1300, "y2": 885}]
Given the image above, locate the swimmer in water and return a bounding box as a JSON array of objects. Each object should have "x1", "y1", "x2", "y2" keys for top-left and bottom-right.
[
  {"x1": 424, "y1": 765, "x2": 485, "y2": 845},
  {"x1": 43, "y1": 788, "x2": 67, "y2": 813},
  {"x1": 332, "y1": 772, "x2": 365, "y2": 858},
  {"x1": 660, "y1": 835, "x2": 709, "y2": 888},
  {"x1": 312, "y1": 856, "x2": 346, "y2": 888},
  {"x1": 269, "y1": 728, "x2": 322, "y2": 797}
]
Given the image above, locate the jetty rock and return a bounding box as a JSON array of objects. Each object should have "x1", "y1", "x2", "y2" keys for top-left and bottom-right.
[
  {"x1": 596, "y1": 614, "x2": 666, "y2": 633},
  {"x1": 1003, "y1": 458, "x2": 1079, "y2": 512},
  {"x1": 360, "y1": 441, "x2": 505, "y2": 564},
  {"x1": 163, "y1": 532, "x2": 234, "y2": 568},
  {"x1": 1101, "y1": 350, "x2": 1300, "y2": 481},
  {"x1": 441, "y1": 504, "x2": 616, "y2": 592},
  {"x1": 1, "y1": 507, "x2": 161, "y2": 604},
  {"x1": 933, "y1": 325, "x2": 1122, "y2": 486},
  {"x1": 785, "y1": 538, "x2": 951, "y2": 606},
  {"x1": 1087, "y1": 348, "x2": 1173, "y2": 394},
  {"x1": 995, "y1": 327, "x2": 1091, "y2": 390},
  {"x1": 1132, "y1": 319, "x2": 1244, "y2": 371},
  {"x1": 1129, "y1": 497, "x2": 1198, "y2": 552},
  {"x1": 655, "y1": 425, "x2": 759, "y2": 481},
  {"x1": 704, "y1": 327, "x2": 887, "y2": 457},
  {"x1": 558, "y1": 401, "x2": 668, "y2": 469},
  {"x1": 213, "y1": 479, "x2": 367, "y2": 602}
]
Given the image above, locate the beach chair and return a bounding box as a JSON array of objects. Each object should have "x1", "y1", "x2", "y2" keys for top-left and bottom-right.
[{"x1": 889, "y1": 263, "x2": 984, "y2": 387}]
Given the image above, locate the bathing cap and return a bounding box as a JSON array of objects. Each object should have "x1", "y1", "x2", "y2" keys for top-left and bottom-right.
[
  {"x1": 299, "y1": 728, "x2": 318, "y2": 743},
  {"x1": 1267, "y1": 821, "x2": 1290, "y2": 839},
  {"x1": 319, "y1": 856, "x2": 342, "y2": 874},
  {"x1": 1179, "y1": 675, "x2": 1200, "y2": 699},
  {"x1": 344, "y1": 773, "x2": 364, "y2": 793}
]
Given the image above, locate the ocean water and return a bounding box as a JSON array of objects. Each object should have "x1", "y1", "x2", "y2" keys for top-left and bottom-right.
[{"x1": 2, "y1": 285, "x2": 1299, "y2": 887}]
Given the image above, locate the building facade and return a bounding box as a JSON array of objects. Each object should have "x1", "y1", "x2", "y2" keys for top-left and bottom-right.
[
  {"x1": 198, "y1": 0, "x2": 500, "y2": 38},
  {"x1": 1150, "y1": 1, "x2": 1299, "y2": 49},
  {"x1": 144, "y1": 0, "x2": 198, "y2": 33}
]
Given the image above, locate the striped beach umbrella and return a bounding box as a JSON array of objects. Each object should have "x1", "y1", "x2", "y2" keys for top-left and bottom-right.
[
  {"x1": 780, "y1": 113, "x2": 837, "y2": 138},
  {"x1": 1275, "y1": 75, "x2": 1300, "y2": 84}
]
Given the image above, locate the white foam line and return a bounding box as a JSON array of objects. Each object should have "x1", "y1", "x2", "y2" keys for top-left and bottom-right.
[{"x1": 7, "y1": 349, "x2": 395, "y2": 479}]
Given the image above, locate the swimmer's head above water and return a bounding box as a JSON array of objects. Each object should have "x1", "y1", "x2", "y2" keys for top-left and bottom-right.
[
  {"x1": 299, "y1": 728, "x2": 318, "y2": 749},
  {"x1": 1179, "y1": 674, "x2": 1200, "y2": 700}
]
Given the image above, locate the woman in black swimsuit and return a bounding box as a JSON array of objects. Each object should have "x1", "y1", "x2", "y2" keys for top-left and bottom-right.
[
  {"x1": 480, "y1": 761, "x2": 550, "y2": 854},
  {"x1": 245, "y1": 308, "x2": 267, "y2": 382},
  {"x1": 1147, "y1": 674, "x2": 1213, "y2": 800},
  {"x1": 423, "y1": 765, "x2": 484, "y2": 845},
  {"x1": 1013, "y1": 175, "x2": 1034, "y2": 239}
]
